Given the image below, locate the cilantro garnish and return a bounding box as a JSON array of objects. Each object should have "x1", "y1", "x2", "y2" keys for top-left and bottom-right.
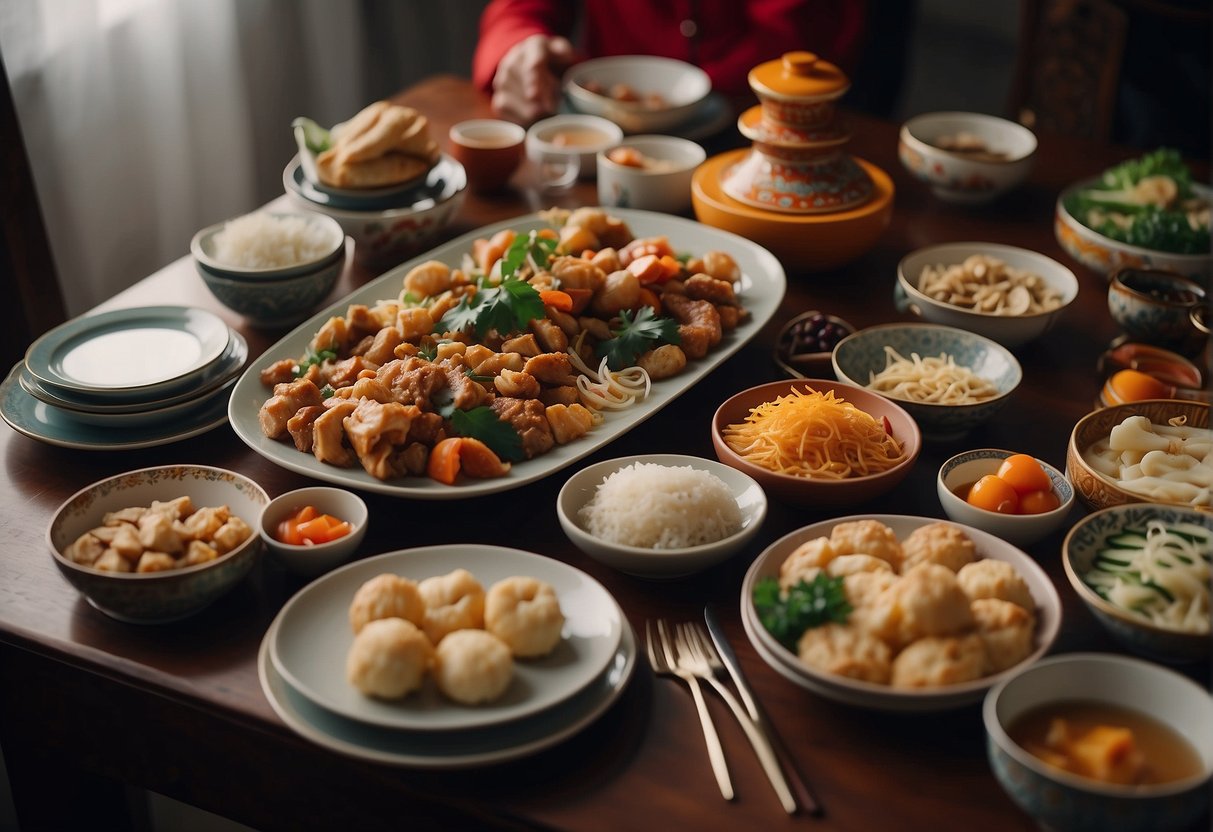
[
  {"x1": 319, "y1": 384, "x2": 335, "y2": 398},
  {"x1": 596, "y1": 307, "x2": 680, "y2": 370},
  {"x1": 450, "y1": 406, "x2": 525, "y2": 462},
  {"x1": 501, "y1": 230, "x2": 558, "y2": 279},
  {"x1": 417, "y1": 342, "x2": 438, "y2": 362},
  {"x1": 436, "y1": 277, "x2": 545, "y2": 339},
  {"x1": 295, "y1": 346, "x2": 336, "y2": 377},
  {"x1": 752, "y1": 574, "x2": 851, "y2": 650},
  {"x1": 464, "y1": 367, "x2": 493, "y2": 383}
]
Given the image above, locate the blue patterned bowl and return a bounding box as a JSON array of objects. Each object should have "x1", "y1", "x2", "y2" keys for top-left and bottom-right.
[
  {"x1": 984, "y1": 653, "x2": 1213, "y2": 832},
  {"x1": 1062, "y1": 504, "x2": 1211, "y2": 663},
  {"x1": 47, "y1": 465, "x2": 269, "y2": 624},
  {"x1": 197, "y1": 246, "x2": 344, "y2": 327},
  {"x1": 1107, "y1": 268, "x2": 1207, "y2": 354},
  {"x1": 832, "y1": 323, "x2": 1022, "y2": 439}
]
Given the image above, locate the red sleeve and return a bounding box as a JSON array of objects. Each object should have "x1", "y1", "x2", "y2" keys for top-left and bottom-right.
[{"x1": 472, "y1": 0, "x2": 577, "y2": 91}]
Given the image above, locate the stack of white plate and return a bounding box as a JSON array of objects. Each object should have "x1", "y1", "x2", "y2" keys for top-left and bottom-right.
[
  {"x1": 260, "y1": 544, "x2": 637, "y2": 768},
  {"x1": 1, "y1": 306, "x2": 246, "y2": 449}
]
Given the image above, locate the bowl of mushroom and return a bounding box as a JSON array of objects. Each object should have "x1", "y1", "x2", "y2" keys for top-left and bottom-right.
[{"x1": 895, "y1": 243, "x2": 1078, "y2": 349}]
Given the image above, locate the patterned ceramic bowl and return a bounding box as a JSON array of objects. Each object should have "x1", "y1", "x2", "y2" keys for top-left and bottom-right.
[
  {"x1": 1062, "y1": 504, "x2": 1211, "y2": 663},
  {"x1": 1055, "y1": 179, "x2": 1213, "y2": 282},
  {"x1": 1107, "y1": 267, "x2": 1208, "y2": 354},
  {"x1": 984, "y1": 653, "x2": 1213, "y2": 832},
  {"x1": 832, "y1": 323, "x2": 1022, "y2": 439},
  {"x1": 937, "y1": 449, "x2": 1074, "y2": 548},
  {"x1": 1065, "y1": 399, "x2": 1209, "y2": 511},
  {"x1": 190, "y1": 211, "x2": 345, "y2": 280},
  {"x1": 47, "y1": 465, "x2": 269, "y2": 624},
  {"x1": 899, "y1": 112, "x2": 1036, "y2": 204},
  {"x1": 197, "y1": 250, "x2": 344, "y2": 328}
]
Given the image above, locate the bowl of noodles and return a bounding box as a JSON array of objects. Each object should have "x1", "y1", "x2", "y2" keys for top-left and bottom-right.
[
  {"x1": 711, "y1": 379, "x2": 921, "y2": 507},
  {"x1": 832, "y1": 323, "x2": 1022, "y2": 440}
]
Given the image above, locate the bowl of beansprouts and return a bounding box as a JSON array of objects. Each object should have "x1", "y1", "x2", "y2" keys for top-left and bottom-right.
[
  {"x1": 832, "y1": 323, "x2": 1022, "y2": 440},
  {"x1": 1062, "y1": 503, "x2": 1212, "y2": 663},
  {"x1": 711, "y1": 378, "x2": 921, "y2": 507}
]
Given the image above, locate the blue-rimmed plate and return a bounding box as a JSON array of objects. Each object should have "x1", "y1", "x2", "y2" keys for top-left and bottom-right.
[
  {"x1": 0, "y1": 363, "x2": 230, "y2": 450},
  {"x1": 20, "y1": 331, "x2": 247, "y2": 414},
  {"x1": 228, "y1": 208, "x2": 786, "y2": 499},
  {"x1": 24, "y1": 306, "x2": 231, "y2": 399},
  {"x1": 284, "y1": 154, "x2": 465, "y2": 212},
  {"x1": 269, "y1": 545, "x2": 625, "y2": 732}
]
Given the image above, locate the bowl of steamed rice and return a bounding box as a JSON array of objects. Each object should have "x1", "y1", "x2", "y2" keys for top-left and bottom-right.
[
  {"x1": 711, "y1": 379, "x2": 921, "y2": 507},
  {"x1": 557, "y1": 454, "x2": 767, "y2": 579}
]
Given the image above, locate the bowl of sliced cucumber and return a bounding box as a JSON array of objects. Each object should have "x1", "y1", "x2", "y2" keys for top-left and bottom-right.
[{"x1": 1063, "y1": 503, "x2": 1211, "y2": 663}]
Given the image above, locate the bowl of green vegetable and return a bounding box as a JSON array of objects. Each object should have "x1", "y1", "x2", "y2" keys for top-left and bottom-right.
[
  {"x1": 740, "y1": 514, "x2": 1062, "y2": 712},
  {"x1": 1062, "y1": 503, "x2": 1211, "y2": 663},
  {"x1": 1055, "y1": 148, "x2": 1212, "y2": 282}
]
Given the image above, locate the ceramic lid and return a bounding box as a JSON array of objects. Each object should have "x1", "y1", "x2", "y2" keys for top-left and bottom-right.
[{"x1": 749, "y1": 52, "x2": 849, "y2": 100}]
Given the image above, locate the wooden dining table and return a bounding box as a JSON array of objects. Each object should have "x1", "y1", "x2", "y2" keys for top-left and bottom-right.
[{"x1": 1, "y1": 75, "x2": 1208, "y2": 832}]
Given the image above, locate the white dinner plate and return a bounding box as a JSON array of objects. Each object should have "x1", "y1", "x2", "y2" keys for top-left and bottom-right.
[
  {"x1": 260, "y1": 608, "x2": 637, "y2": 768},
  {"x1": 228, "y1": 208, "x2": 786, "y2": 498},
  {"x1": 0, "y1": 362, "x2": 231, "y2": 450},
  {"x1": 24, "y1": 306, "x2": 231, "y2": 398},
  {"x1": 740, "y1": 515, "x2": 1062, "y2": 712},
  {"x1": 269, "y1": 545, "x2": 625, "y2": 732},
  {"x1": 19, "y1": 331, "x2": 248, "y2": 415}
]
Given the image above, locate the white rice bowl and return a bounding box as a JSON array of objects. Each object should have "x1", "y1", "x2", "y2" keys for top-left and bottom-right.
[
  {"x1": 212, "y1": 212, "x2": 339, "y2": 269},
  {"x1": 578, "y1": 462, "x2": 742, "y2": 549}
]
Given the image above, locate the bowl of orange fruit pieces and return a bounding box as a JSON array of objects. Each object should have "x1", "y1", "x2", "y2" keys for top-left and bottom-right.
[{"x1": 937, "y1": 449, "x2": 1074, "y2": 547}]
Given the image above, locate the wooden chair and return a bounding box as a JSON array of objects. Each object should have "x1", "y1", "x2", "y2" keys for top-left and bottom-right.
[{"x1": 1, "y1": 60, "x2": 67, "y2": 369}]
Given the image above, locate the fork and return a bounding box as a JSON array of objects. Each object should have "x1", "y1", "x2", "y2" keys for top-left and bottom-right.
[
  {"x1": 646, "y1": 619, "x2": 734, "y2": 800},
  {"x1": 674, "y1": 623, "x2": 798, "y2": 815}
]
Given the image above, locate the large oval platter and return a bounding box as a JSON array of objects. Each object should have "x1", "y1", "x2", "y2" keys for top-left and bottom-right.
[{"x1": 228, "y1": 208, "x2": 786, "y2": 498}]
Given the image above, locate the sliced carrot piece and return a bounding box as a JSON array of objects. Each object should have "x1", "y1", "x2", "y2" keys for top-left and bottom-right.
[
  {"x1": 563, "y1": 287, "x2": 594, "y2": 315},
  {"x1": 539, "y1": 289, "x2": 574, "y2": 312},
  {"x1": 535, "y1": 228, "x2": 558, "y2": 241},
  {"x1": 427, "y1": 437, "x2": 464, "y2": 485},
  {"x1": 627, "y1": 254, "x2": 666, "y2": 284},
  {"x1": 636, "y1": 286, "x2": 662, "y2": 315},
  {"x1": 459, "y1": 437, "x2": 511, "y2": 479},
  {"x1": 657, "y1": 254, "x2": 682, "y2": 280}
]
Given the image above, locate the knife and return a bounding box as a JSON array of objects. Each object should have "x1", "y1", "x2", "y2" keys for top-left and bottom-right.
[{"x1": 704, "y1": 605, "x2": 822, "y2": 817}]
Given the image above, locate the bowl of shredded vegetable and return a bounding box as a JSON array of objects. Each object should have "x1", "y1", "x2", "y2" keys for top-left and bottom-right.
[
  {"x1": 1063, "y1": 503, "x2": 1212, "y2": 663},
  {"x1": 711, "y1": 379, "x2": 921, "y2": 507}
]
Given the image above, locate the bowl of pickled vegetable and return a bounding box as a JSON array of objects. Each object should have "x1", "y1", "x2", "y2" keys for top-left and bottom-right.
[
  {"x1": 1055, "y1": 148, "x2": 1212, "y2": 282},
  {"x1": 937, "y1": 450, "x2": 1074, "y2": 548},
  {"x1": 1062, "y1": 503, "x2": 1211, "y2": 663},
  {"x1": 259, "y1": 486, "x2": 368, "y2": 577}
]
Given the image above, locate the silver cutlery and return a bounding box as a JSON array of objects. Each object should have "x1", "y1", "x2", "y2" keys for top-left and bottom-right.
[
  {"x1": 645, "y1": 619, "x2": 734, "y2": 800},
  {"x1": 674, "y1": 622, "x2": 797, "y2": 815},
  {"x1": 703, "y1": 607, "x2": 822, "y2": 816}
]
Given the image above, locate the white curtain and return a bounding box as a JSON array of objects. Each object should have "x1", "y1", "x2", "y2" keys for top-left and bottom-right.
[{"x1": 1, "y1": 0, "x2": 485, "y2": 317}]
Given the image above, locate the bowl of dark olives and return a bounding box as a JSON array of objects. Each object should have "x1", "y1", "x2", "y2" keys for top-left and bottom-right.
[{"x1": 774, "y1": 310, "x2": 856, "y2": 379}]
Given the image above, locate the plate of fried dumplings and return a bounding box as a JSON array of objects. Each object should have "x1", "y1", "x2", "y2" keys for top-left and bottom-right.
[
  {"x1": 741, "y1": 515, "x2": 1062, "y2": 712},
  {"x1": 268, "y1": 544, "x2": 625, "y2": 732}
]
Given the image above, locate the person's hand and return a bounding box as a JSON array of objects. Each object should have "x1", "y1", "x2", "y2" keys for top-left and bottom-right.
[{"x1": 491, "y1": 34, "x2": 575, "y2": 124}]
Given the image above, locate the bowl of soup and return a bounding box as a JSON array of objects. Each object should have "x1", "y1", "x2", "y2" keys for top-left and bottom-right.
[
  {"x1": 984, "y1": 653, "x2": 1213, "y2": 832},
  {"x1": 525, "y1": 114, "x2": 624, "y2": 184}
]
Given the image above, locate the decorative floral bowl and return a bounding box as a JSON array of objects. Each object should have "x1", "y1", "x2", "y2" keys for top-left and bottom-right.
[
  {"x1": 984, "y1": 653, "x2": 1213, "y2": 832},
  {"x1": 831, "y1": 323, "x2": 1022, "y2": 439},
  {"x1": 197, "y1": 248, "x2": 344, "y2": 327},
  {"x1": 1062, "y1": 503, "x2": 1211, "y2": 663},
  {"x1": 46, "y1": 465, "x2": 268, "y2": 624},
  {"x1": 1107, "y1": 267, "x2": 1208, "y2": 354},
  {"x1": 899, "y1": 112, "x2": 1036, "y2": 204}
]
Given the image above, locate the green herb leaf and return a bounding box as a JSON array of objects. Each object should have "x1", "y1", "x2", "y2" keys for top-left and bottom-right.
[
  {"x1": 292, "y1": 117, "x2": 332, "y2": 154},
  {"x1": 752, "y1": 574, "x2": 851, "y2": 650},
  {"x1": 437, "y1": 278, "x2": 545, "y2": 339},
  {"x1": 596, "y1": 307, "x2": 680, "y2": 370},
  {"x1": 436, "y1": 296, "x2": 482, "y2": 335},
  {"x1": 450, "y1": 406, "x2": 525, "y2": 462},
  {"x1": 294, "y1": 346, "x2": 337, "y2": 377},
  {"x1": 319, "y1": 384, "x2": 335, "y2": 399},
  {"x1": 501, "y1": 230, "x2": 558, "y2": 280},
  {"x1": 417, "y1": 342, "x2": 438, "y2": 362}
]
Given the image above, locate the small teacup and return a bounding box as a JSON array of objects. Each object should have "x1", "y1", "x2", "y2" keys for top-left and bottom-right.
[
  {"x1": 448, "y1": 119, "x2": 526, "y2": 192},
  {"x1": 1108, "y1": 267, "x2": 1207, "y2": 354}
]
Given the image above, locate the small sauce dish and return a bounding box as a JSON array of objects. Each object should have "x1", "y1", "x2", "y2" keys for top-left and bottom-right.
[
  {"x1": 937, "y1": 449, "x2": 1073, "y2": 548},
  {"x1": 259, "y1": 486, "x2": 368, "y2": 578},
  {"x1": 526, "y1": 114, "x2": 623, "y2": 188}
]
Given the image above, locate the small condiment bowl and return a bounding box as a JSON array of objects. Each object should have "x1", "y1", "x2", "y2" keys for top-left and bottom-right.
[
  {"x1": 1063, "y1": 504, "x2": 1211, "y2": 663},
  {"x1": 984, "y1": 653, "x2": 1213, "y2": 832},
  {"x1": 895, "y1": 242, "x2": 1079, "y2": 349},
  {"x1": 563, "y1": 55, "x2": 711, "y2": 134},
  {"x1": 259, "y1": 486, "x2": 368, "y2": 578},
  {"x1": 1107, "y1": 267, "x2": 1208, "y2": 354},
  {"x1": 937, "y1": 449, "x2": 1074, "y2": 548},
  {"x1": 448, "y1": 119, "x2": 526, "y2": 192},
  {"x1": 596, "y1": 135, "x2": 706, "y2": 214},
  {"x1": 1065, "y1": 399, "x2": 1209, "y2": 511},
  {"x1": 46, "y1": 465, "x2": 268, "y2": 624},
  {"x1": 773, "y1": 310, "x2": 856, "y2": 379},
  {"x1": 556, "y1": 454, "x2": 767, "y2": 579},
  {"x1": 525, "y1": 114, "x2": 623, "y2": 186},
  {"x1": 711, "y1": 379, "x2": 921, "y2": 507},
  {"x1": 898, "y1": 112, "x2": 1036, "y2": 203},
  {"x1": 831, "y1": 323, "x2": 1023, "y2": 440}
]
